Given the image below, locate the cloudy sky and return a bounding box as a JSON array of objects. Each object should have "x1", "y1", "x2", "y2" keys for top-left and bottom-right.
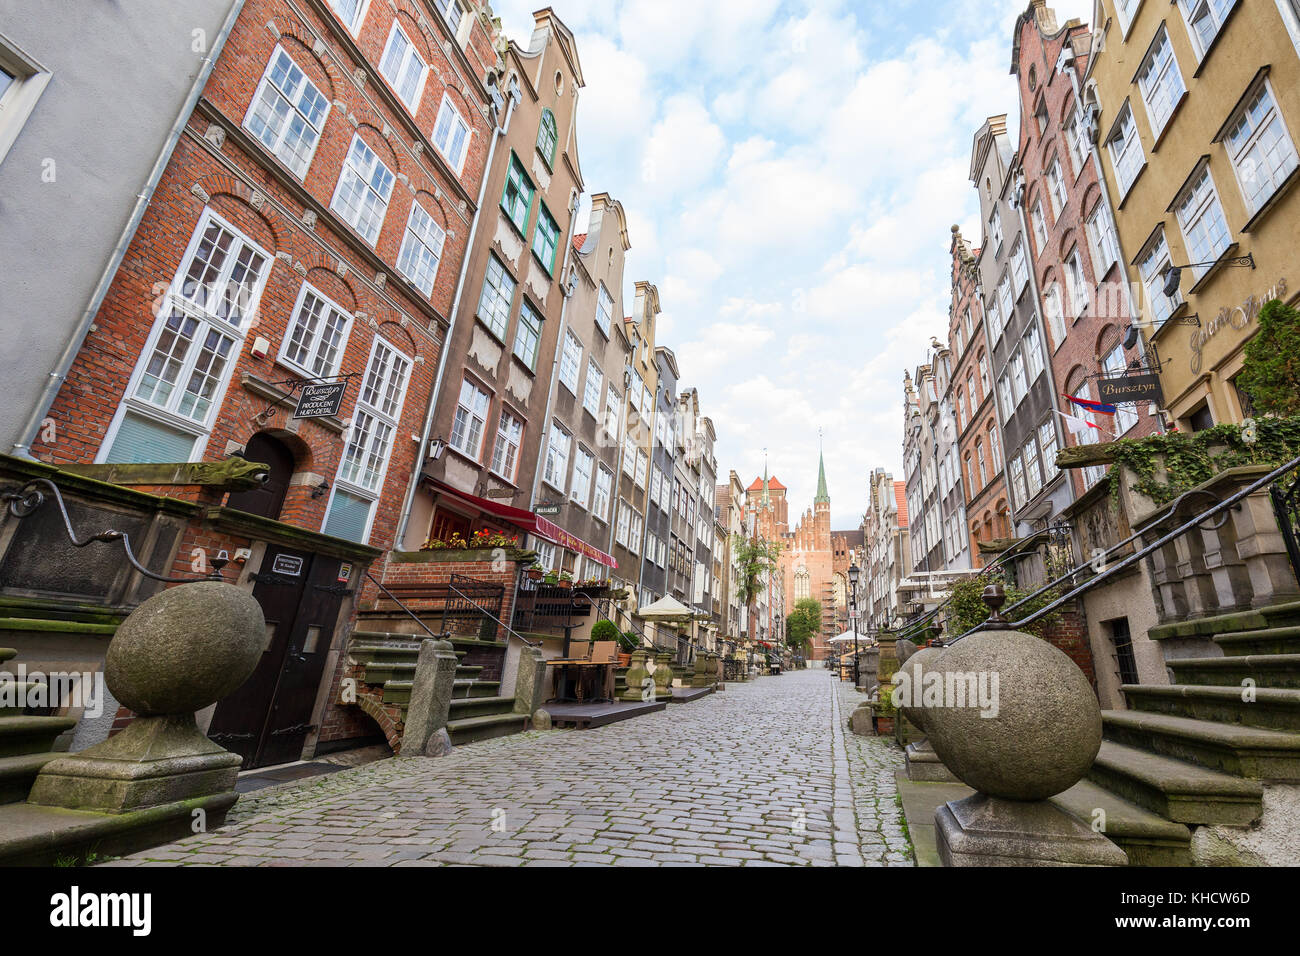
[{"x1": 492, "y1": 0, "x2": 1093, "y2": 528}]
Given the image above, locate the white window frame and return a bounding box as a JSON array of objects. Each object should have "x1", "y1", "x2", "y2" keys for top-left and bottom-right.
[
  {"x1": 582, "y1": 357, "x2": 603, "y2": 419},
  {"x1": 595, "y1": 283, "x2": 615, "y2": 338},
  {"x1": 1174, "y1": 164, "x2": 1232, "y2": 280},
  {"x1": 1031, "y1": 201, "x2": 1048, "y2": 252},
  {"x1": 1179, "y1": 0, "x2": 1236, "y2": 60},
  {"x1": 1136, "y1": 26, "x2": 1186, "y2": 139},
  {"x1": 1222, "y1": 76, "x2": 1300, "y2": 216},
  {"x1": 490, "y1": 408, "x2": 524, "y2": 482},
  {"x1": 1138, "y1": 227, "x2": 1180, "y2": 327},
  {"x1": 987, "y1": 207, "x2": 1004, "y2": 257},
  {"x1": 1086, "y1": 201, "x2": 1122, "y2": 278},
  {"x1": 242, "y1": 46, "x2": 330, "y2": 179},
  {"x1": 1044, "y1": 282, "x2": 1067, "y2": 348},
  {"x1": 431, "y1": 93, "x2": 470, "y2": 175},
  {"x1": 433, "y1": 0, "x2": 464, "y2": 36},
  {"x1": 571, "y1": 446, "x2": 594, "y2": 507},
  {"x1": 99, "y1": 208, "x2": 272, "y2": 464},
  {"x1": 1047, "y1": 157, "x2": 1068, "y2": 217},
  {"x1": 1011, "y1": 237, "x2": 1030, "y2": 295},
  {"x1": 450, "y1": 376, "x2": 491, "y2": 460},
  {"x1": 593, "y1": 465, "x2": 613, "y2": 522},
  {"x1": 1107, "y1": 103, "x2": 1146, "y2": 197},
  {"x1": 559, "y1": 329, "x2": 583, "y2": 395},
  {"x1": 326, "y1": 0, "x2": 371, "y2": 33},
  {"x1": 477, "y1": 254, "x2": 515, "y2": 340},
  {"x1": 278, "y1": 282, "x2": 353, "y2": 379},
  {"x1": 396, "y1": 201, "x2": 446, "y2": 297},
  {"x1": 379, "y1": 20, "x2": 427, "y2": 112},
  {"x1": 329, "y1": 134, "x2": 395, "y2": 246},
  {"x1": 543, "y1": 422, "x2": 571, "y2": 493}
]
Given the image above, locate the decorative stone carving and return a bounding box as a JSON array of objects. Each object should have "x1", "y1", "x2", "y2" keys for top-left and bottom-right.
[
  {"x1": 469, "y1": 324, "x2": 504, "y2": 371},
  {"x1": 191, "y1": 183, "x2": 211, "y2": 203},
  {"x1": 202, "y1": 124, "x2": 225, "y2": 149},
  {"x1": 301, "y1": 209, "x2": 317, "y2": 230},
  {"x1": 493, "y1": 218, "x2": 525, "y2": 267}
]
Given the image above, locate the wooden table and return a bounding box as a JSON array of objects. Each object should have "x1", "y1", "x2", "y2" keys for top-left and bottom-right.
[{"x1": 546, "y1": 659, "x2": 616, "y2": 703}]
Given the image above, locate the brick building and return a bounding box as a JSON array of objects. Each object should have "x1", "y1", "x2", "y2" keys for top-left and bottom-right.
[{"x1": 28, "y1": 0, "x2": 500, "y2": 767}]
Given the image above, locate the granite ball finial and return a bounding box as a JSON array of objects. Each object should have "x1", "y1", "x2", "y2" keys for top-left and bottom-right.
[
  {"x1": 924, "y1": 629, "x2": 1101, "y2": 801},
  {"x1": 893, "y1": 644, "x2": 945, "y2": 733},
  {"x1": 105, "y1": 581, "x2": 268, "y2": 716}
]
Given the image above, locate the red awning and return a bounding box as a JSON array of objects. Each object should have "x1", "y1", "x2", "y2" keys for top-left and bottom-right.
[{"x1": 426, "y1": 478, "x2": 618, "y2": 569}]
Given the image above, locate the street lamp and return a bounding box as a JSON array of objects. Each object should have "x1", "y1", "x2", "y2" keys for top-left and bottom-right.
[
  {"x1": 848, "y1": 562, "x2": 861, "y2": 686},
  {"x1": 1162, "y1": 253, "x2": 1254, "y2": 298}
]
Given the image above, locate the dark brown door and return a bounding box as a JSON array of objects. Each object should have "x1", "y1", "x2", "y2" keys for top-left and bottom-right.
[
  {"x1": 206, "y1": 545, "x2": 348, "y2": 769},
  {"x1": 226, "y1": 433, "x2": 293, "y2": 519}
]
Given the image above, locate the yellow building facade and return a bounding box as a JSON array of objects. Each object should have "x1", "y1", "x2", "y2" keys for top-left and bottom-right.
[{"x1": 1084, "y1": 0, "x2": 1300, "y2": 429}]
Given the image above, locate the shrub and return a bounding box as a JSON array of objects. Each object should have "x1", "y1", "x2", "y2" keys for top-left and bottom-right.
[{"x1": 1238, "y1": 299, "x2": 1300, "y2": 418}]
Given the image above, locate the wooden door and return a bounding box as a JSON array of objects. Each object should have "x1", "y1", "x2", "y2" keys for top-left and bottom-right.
[{"x1": 226, "y1": 433, "x2": 293, "y2": 519}]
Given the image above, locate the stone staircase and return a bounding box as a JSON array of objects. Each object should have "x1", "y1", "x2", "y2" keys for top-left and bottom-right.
[
  {"x1": 0, "y1": 647, "x2": 77, "y2": 805},
  {"x1": 349, "y1": 631, "x2": 527, "y2": 747},
  {"x1": 1052, "y1": 599, "x2": 1300, "y2": 866}
]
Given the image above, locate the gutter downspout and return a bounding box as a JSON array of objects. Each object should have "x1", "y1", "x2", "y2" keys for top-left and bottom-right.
[
  {"x1": 12, "y1": 0, "x2": 248, "y2": 459},
  {"x1": 393, "y1": 77, "x2": 520, "y2": 550}
]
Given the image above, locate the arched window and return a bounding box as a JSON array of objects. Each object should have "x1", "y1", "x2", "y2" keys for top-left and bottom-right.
[{"x1": 537, "y1": 109, "x2": 557, "y2": 166}]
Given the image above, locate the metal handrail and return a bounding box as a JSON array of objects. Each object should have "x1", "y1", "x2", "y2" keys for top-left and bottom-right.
[
  {"x1": 1, "y1": 477, "x2": 217, "y2": 584},
  {"x1": 943, "y1": 453, "x2": 1300, "y2": 645},
  {"x1": 571, "y1": 591, "x2": 672, "y2": 654},
  {"x1": 363, "y1": 571, "x2": 447, "y2": 643},
  {"x1": 364, "y1": 571, "x2": 541, "y2": 649}
]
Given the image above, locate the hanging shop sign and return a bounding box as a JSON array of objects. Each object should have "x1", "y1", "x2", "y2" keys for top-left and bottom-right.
[
  {"x1": 535, "y1": 503, "x2": 562, "y2": 517},
  {"x1": 293, "y1": 381, "x2": 348, "y2": 419},
  {"x1": 1097, "y1": 373, "x2": 1164, "y2": 406},
  {"x1": 1190, "y1": 278, "x2": 1288, "y2": 374}
]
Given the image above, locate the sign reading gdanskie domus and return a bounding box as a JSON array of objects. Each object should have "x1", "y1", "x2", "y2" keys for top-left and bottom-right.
[
  {"x1": 293, "y1": 381, "x2": 348, "y2": 419},
  {"x1": 1097, "y1": 373, "x2": 1163, "y2": 406}
]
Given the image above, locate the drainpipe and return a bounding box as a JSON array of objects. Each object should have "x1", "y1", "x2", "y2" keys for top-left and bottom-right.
[
  {"x1": 393, "y1": 76, "x2": 520, "y2": 550},
  {"x1": 11, "y1": 0, "x2": 248, "y2": 459}
]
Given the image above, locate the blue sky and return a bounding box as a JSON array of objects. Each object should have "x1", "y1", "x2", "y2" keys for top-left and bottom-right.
[{"x1": 493, "y1": 0, "x2": 1093, "y2": 528}]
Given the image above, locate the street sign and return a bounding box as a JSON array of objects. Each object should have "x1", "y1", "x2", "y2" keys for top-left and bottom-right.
[
  {"x1": 293, "y1": 381, "x2": 348, "y2": 419},
  {"x1": 1096, "y1": 373, "x2": 1163, "y2": 406},
  {"x1": 536, "y1": 503, "x2": 562, "y2": 516}
]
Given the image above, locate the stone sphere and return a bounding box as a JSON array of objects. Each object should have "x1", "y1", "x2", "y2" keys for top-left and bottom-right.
[
  {"x1": 925, "y1": 629, "x2": 1101, "y2": 801},
  {"x1": 106, "y1": 581, "x2": 268, "y2": 716},
  {"x1": 895, "y1": 639, "x2": 921, "y2": 665},
  {"x1": 893, "y1": 645, "x2": 945, "y2": 733}
]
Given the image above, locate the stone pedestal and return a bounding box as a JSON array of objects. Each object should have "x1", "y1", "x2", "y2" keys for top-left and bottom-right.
[
  {"x1": 905, "y1": 738, "x2": 959, "y2": 782},
  {"x1": 512, "y1": 646, "x2": 548, "y2": 719},
  {"x1": 401, "y1": 639, "x2": 459, "y2": 756},
  {"x1": 936, "y1": 793, "x2": 1126, "y2": 866},
  {"x1": 621, "y1": 650, "x2": 652, "y2": 702},
  {"x1": 691, "y1": 652, "x2": 716, "y2": 688},
  {"x1": 848, "y1": 703, "x2": 874, "y2": 737},
  {"x1": 652, "y1": 652, "x2": 675, "y2": 700}
]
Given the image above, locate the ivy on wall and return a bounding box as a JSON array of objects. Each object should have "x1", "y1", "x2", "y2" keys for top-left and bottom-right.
[
  {"x1": 944, "y1": 574, "x2": 1061, "y2": 639},
  {"x1": 1237, "y1": 300, "x2": 1300, "y2": 418}
]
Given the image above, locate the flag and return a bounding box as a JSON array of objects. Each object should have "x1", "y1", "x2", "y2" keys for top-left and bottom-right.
[
  {"x1": 1063, "y1": 393, "x2": 1117, "y2": 416},
  {"x1": 1057, "y1": 410, "x2": 1105, "y2": 437}
]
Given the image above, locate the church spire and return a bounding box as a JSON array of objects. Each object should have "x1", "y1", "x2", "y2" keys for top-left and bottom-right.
[{"x1": 814, "y1": 437, "x2": 830, "y2": 505}]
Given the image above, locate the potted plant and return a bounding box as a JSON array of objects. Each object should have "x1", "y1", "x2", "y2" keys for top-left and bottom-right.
[
  {"x1": 542, "y1": 571, "x2": 559, "y2": 587},
  {"x1": 556, "y1": 571, "x2": 573, "y2": 590},
  {"x1": 525, "y1": 564, "x2": 544, "y2": 582}
]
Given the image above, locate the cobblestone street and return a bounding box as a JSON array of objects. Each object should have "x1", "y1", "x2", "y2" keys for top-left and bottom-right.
[{"x1": 103, "y1": 670, "x2": 911, "y2": 867}]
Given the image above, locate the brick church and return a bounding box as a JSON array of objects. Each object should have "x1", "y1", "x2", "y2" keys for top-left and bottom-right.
[{"x1": 747, "y1": 452, "x2": 863, "y2": 661}]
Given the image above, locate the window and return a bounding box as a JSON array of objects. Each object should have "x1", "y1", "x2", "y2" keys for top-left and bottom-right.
[
  {"x1": 327, "y1": 0, "x2": 369, "y2": 32},
  {"x1": 1023, "y1": 442, "x2": 1043, "y2": 497},
  {"x1": 988, "y1": 207, "x2": 1004, "y2": 256},
  {"x1": 533, "y1": 203, "x2": 560, "y2": 274},
  {"x1": 501, "y1": 155, "x2": 534, "y2": 233},
  {"x1": 450, "y1": 377, "x2": 490, "y2": 459},
  {"x1": 976, "y1": 442, "x2": 988, "y2": 486},
  {"x1": 1039, "y1": 422, "x2": 1060, "y2": 479},
  {"x1": 434, "y1": 0, "x2": 463, "y2": 34},
  {"x1": 1064, "y1": 249, "x2": 1087, "y2": 316},
  {"x1": 536, "y1": 108, "x2": 557, "y2": 166},
  {"x1": 559, "y1": 329, "x2": 582, "y2": 394},
  {"x1": 989, "y1": 425, "x2": 1001, "y2": 463},
  {"x1": 513, "y1": 299, "x2": 542, "y2": 370},
  {"x1": 1025, "y1": 325, "x2": 1045, "y2": 381},
  {"x1": 396, "y1": 202, "x2": 446, "y2": 296},
  {"x1": 105, "y1": 214, "x2": 271, "y2": 463},
  {"x1": 967, "y1": 371, "x2": 979, "y2": 406},
  {"x1": 1179, "y1": 0, "x2": 1235, "y2": 60},
  {"x1": 593, "y1": 466, "x2": 613, "y2": 521},
  {"x1": 1047, "y1": 157, "x2": 1068, "y2": 217},
  {"x1": 1010, "y1": 350, "x2": 1028, "y2": 405},
  {"x1": 432, "y1": 95, "x2": 470, "y2": 174},
  {"x1": 325, "y1": 337, "x2": 410, "y2": 542},
  {"x1": 979, "y1": 354, "x2": 991, "y2": 395},
  {"x1": 583, "y1": 358, "x2": 603, "y2": 417},
  {"x1": 1138, "y1": 228, "x2": 1179, "y2": 326},
  {"x1": 544, "y1": 423, "x2": 571, "y2": 491},
  {"x1": 1009, "y1": 456, "x2": 1027, "y2": 508},
  {"x1": 1011, "y1": 238, "x2": 1029, "y2": 294},
  {"x1": 244, "y1": 48, "x2": 329, "y2": 178},
  {"x1": 1175, "y1": 165, "x2": 1231, "y2": 279},
  {"x1": 1086, "y1": 203, "x2": 1121, "y2": 277},
  {"x1": 491, "y1": 410, "x2": 523, "y2": 481},
  {"x1": 1103, "y1": 345, "x2": 1141, "y2": 435},
  {"x1": 635, "y1": 450, "x2": 648, "y2": 490},
  {"x1": 623, "y1": 437, "x2": 636, "y2": 477},
  {"x1": 280, "y1": 285, "x2": 351, "y2": 378},
  {"x1": 1137, "y1": 27, "x2": 1185, "y2": 138},
  {"x1": 330, "y1": 135, "x2": 394, "y2": 245},
  {"x1": 997, "y1": 374, "x2": 1014, "y2": 420},
  {"x1": 379, "y1": 21, "x2": 426, "y2": 110},
  {"x1": 477, "y1": 255, "x2": 515, "y2": 339},
  {"x1": 1031, "y1": 201, "x2": 1048, "y2": 251},
  {"x1": 595, "y1": 283, "x2": 614, "y2": 337},
  {"x1": 1107, "y1": 104, "x2": 1145, "y2": 196},
  {"x1": 1065, "y1": 107, "x2": 1088, "y2": 176},
  {"x1": 1116, "y1": 0, "x2": 1141, "y2": 32},
  {"x1": 1044, "y1": 283, "x2": 1067, "y2": 347},
  {"x1": 628, "y1": 510, "x2": 643, "y2": 553},
  {"x1": 571, "y1": 447, "x2": 594, "y2": 506},
  {"x1": 603, "y1": 383, "x2": 621, "y2": 441},
  {"x1": 1223, "y1": 79, "x2": 1299, "y2": 215}
]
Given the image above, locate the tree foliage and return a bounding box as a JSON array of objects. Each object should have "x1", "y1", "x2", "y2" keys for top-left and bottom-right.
[
  {"x1": 786, "y1": 597, "x2": 822, "y2": 651},
  {"x1": 732, "y1": 534, "x2": 781, "y2": 609},
  {"x1": 944, "y1": 575, "x2": 1061, "y2": 639},
  {"x1": 1238, "y1": 299, "x2": 1300, "y2": 418}
]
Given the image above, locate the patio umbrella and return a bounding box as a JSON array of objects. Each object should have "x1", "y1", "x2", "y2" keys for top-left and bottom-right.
[{"x1": 634, "y1": 595, "x2": 698, "y2": 622}]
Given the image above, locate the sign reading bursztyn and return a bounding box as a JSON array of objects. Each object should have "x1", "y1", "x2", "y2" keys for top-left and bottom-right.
[
  {"x1": 293, "y1": 381, "x2": 348, "y2": 419},
  {"x1": 1097, "y1": 373, "x2": 1164, "y2": 405}
]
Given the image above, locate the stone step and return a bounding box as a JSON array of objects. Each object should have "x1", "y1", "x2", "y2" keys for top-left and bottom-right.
[
  {"x1": 1087, "y1": 740, "x2": 1262, "y2": 826},
  {"x1": 1214, "y1": 626, "x2": 1300, "y2": 657},
  {"x1": 446, "y1": 712, "x2": 528, "y2": 746},
  {"x1": 1123, "y1": 683, "x2": 1300, "y2": 732},
  {"x1": 449, "y1": 695, "x2": 517, "y2": 719},
  {"x1": 0, "y1": 649, "x2": 15, "y2": 665},
  {"x1": 1050, "y1": 778, "x2": 1192, "y2": 867},
  {"x1": 360, "y1": 660, "x2": 484, "y2": 684},
  {"x1": 0, "y1": 715, "x2": 77, "y2": 758},
  {"x1": 0, "y1": 682, "x2": 43, "y2": 717},
  {"x1": 0, "y1": 617, "x2": 117, "y2": 639},
  {"x1": 1170, "y1": 654, "x2": 1300, "y2": 689},
  {"x1": 0, "y1": 752, "x2": 61, "y2": 805},
  {"x1": 1104, "y1": 710, "x2": 1300, "y2": 780},
  {"x1": 449, "y1": 679, "x2": 501, "y2": 700},
  {"x1": 0, "y1": 600, "x2": 125, "y2": 627},
  {"x1": 352, "y1": 631, "x2": 507, "y2": 652}
]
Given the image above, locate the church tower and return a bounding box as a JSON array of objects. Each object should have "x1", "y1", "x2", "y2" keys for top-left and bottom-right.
[{"x1": 814, "y1": 445, "x2": 831, "y2": 551}]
